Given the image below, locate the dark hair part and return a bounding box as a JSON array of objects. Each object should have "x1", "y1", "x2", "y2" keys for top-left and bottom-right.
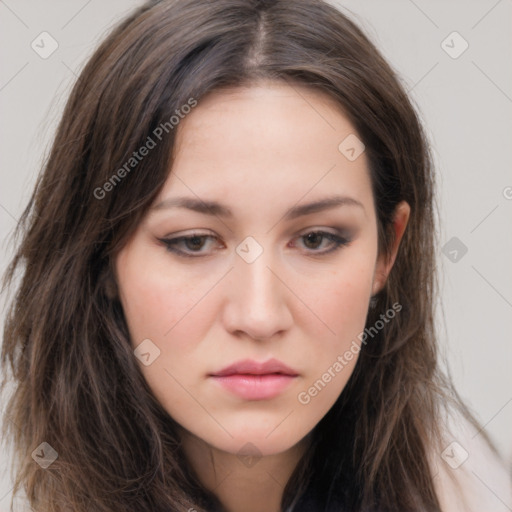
[{"x1": 1, "y1": 0, "x2": 498, "y2": 511}]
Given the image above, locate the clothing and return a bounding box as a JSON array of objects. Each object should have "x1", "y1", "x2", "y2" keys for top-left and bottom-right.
[
  {"x1": 286, "y1": 410, "x2": 512, "y2": 512},
  {"x1": 432, "y1": 410, "x2": 512, "y2": 512}
]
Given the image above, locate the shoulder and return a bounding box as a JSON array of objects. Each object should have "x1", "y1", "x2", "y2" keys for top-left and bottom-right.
[{"x1": 430, "y1": 408, "x2": 512, "y2": 512}]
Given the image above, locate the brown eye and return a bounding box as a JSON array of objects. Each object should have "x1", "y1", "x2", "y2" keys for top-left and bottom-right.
[
  {"x1": 294, "y1": 230, "x2": 351, "y2": 255},
  {"x1": 303, "y1": 232, "x2": 324, "y2": 249},
  {"x1": 184, "y1": 235, "x2": 207, "y2": 251},
  {"x1": 159, "y1": 234, "x2": 222, "y2": 258}
]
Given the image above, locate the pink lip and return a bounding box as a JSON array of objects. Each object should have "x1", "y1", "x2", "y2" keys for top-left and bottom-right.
[
  {"x1": 211, "y1": 358, "x2": 299, "y2": 377},
  {"x1": 209, "y1": 358, "x2": 299, "y2": 401}
]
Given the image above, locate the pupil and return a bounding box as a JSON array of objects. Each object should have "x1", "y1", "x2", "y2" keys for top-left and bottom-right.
[
  {"x1": 304, "y1": 233, "x2": 322, "y2": 249},
  {"x1": 186, "y1": 236, "x2": 204, "y2": 250}
]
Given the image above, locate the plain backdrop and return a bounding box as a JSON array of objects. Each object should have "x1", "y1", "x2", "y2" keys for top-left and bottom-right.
[{"x1": 1, "y1": 0, "x2": 511, "y2": 510}]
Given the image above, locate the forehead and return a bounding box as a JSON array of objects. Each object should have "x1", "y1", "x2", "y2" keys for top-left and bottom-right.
[
  {"x1": 157, "y1": 82, "x2": 374, "y2": 223},
  {"x1": 177, "y1": 81, "x2": 356, "y2": 145},
  {"x1": 175, "y1": 81, "x2": 356, "y2": 153}
]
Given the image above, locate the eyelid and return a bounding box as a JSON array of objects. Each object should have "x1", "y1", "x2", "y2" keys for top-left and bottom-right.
[
  {"x1": 157, "y1": 231, "x2": 222, "y2": 258},
  {"x1": 289, "y1": 228, "x2": 352, "y2": 254},
  {"x1": 296, "y1": 225, "x2": 350, "y2": 237},
  {"x1": 158, "y1": 227, "x2": 353, "y2": 258}
]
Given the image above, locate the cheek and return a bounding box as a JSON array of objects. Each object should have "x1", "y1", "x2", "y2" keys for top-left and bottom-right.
[
  {"x1": 116, "y1": 247, "x2": 215, "y2": 347},
  {"x1": 311, "y1": 257, "x2": 374, "y2": 344},
  {"x1": 115, "y1": 249, "x2": 218, "y2": 415},
  {"x1": 295, "y1": 253, "x2": 374, "y2": 406},
  {"x1": 117, "y1": 268, "x2": 175, "y2": 344}
]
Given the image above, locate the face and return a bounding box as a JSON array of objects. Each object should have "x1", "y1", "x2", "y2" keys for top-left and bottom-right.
[{"x1": 115, "y1": 82, "x2": 407, "y2": 457}]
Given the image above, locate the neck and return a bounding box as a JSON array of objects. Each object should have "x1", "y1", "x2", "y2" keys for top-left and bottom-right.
[{"x1": 179, "y1": 430, "x2": 312, "y2": 512}]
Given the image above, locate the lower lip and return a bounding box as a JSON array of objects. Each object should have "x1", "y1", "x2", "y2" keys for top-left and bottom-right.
[{"x1": 210, "y1": 374, "x2": 297, "y2": 400}]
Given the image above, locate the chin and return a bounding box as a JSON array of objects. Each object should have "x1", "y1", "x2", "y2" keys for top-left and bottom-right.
[{"x1": 205, "y1": 424, "x2": 309, "y2": 459}]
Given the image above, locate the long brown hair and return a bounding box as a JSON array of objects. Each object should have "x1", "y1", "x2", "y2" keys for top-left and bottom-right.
[{"x1": 1, "y1": 0, "x2": 499, "y2": 511}]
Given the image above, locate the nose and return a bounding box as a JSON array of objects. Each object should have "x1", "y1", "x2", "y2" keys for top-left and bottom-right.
[{"x1": 221, "y1": 245, "x2": 293, "y2": 341}]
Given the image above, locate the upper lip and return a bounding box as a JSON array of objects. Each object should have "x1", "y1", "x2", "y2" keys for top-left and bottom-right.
[{"x1": 210, "y1": 358, "x2": 299, "y2": 377}]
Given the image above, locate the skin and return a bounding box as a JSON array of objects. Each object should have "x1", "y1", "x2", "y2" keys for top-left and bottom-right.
[{"x1": 115, "y1": 81, "x2": 410, "y2": 512}]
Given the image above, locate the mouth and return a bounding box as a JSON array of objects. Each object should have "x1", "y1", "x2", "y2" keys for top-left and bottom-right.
[{"x1": 209, "y1": 358, "x2": 299, "y2": 400}]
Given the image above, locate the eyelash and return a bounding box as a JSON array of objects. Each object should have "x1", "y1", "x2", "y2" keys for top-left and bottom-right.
[{"x1": 158, "y1": 230, "x2": 351, "y2": 258}]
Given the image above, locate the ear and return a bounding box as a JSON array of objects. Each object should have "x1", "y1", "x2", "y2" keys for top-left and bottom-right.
[{"x1": 372, "y1": 201, "x2": 410, "y2": 296}]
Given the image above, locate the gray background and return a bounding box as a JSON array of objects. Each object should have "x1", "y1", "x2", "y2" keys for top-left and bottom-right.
[{"x1": 1, "y1": 0, "x2": 511, "y2": 509}]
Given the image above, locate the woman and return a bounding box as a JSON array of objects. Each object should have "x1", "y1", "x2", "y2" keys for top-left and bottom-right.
[{"x1": 1, "y1": 0, "x2": 510, "y2": 511}]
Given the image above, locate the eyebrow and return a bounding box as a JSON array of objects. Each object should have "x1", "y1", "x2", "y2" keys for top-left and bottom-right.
[{"x1": 151, "y1": 194, "x2": 365, "y2": 220}]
